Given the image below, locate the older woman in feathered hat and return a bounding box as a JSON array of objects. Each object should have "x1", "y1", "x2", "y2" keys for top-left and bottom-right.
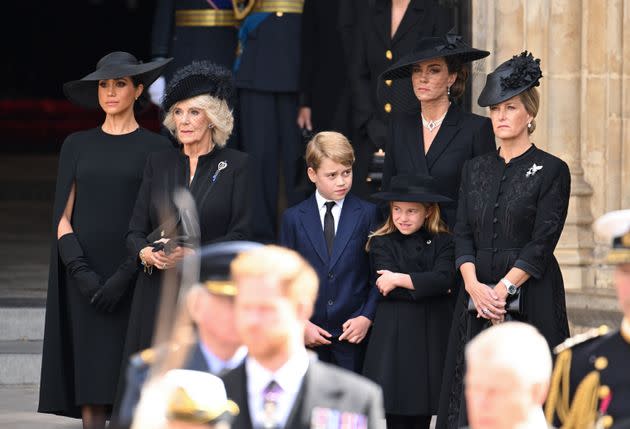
[
  {"x1": 117, "y1": 61, "x2": 253, "y2": 405},
  {"x1": 437, "y1": 51, "x2": 572, "y2": 429}
]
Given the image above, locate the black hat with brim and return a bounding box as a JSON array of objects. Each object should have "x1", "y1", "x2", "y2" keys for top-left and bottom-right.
[
  {"x1": 63, "y1": 51, "x2": 172, "y2": 109},
  {"x1": 371, "y1": 174, "x2": 452, "y2": 203},
  {"x1": 477, "y1": 51, "x2": 543, "y2": 107},
  {"x1": 381, "y1": 33, "x2": 490, "y2": 81},
  {"x1": 161, "y1": 61, "x2": 235, "y2": 113},
  {"x1": 196, "y1": 240, "x2": 264, "y2": 296}
]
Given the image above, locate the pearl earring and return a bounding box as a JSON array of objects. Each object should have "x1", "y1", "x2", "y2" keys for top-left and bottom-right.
[
  {"x1": 527, "y1": 123, "x2": 532, "y2": 129},
  {"x1": 447, "y1": 86, "x2": 451, "y2": 97}
]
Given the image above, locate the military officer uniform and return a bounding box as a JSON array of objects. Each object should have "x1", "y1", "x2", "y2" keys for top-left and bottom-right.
[
  {"x1": 233, "y1": 0, "x2": 306, "y2": 242},
  {"x1": 545, "y1": 210, "x2": 630, "y2": 429},
  {"x1": 151, "y1": 0, "x2": 239, "y2": 78}
]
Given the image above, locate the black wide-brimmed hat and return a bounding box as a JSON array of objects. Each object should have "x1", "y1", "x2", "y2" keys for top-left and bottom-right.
[
  {"x1": 381, "y1": 32, "x2": 490, "y2": 81},
  {"x1": 196, "y1": 240, "x2": 263, "y2": 296},
  {"x1": 478, "y1": 51, "x2": 543, "y2": 107},
  {"x1": 162, "y1": 61, "x2": 234, "y2": 113},
  {"x1": 63, "y1": 51, "x2": 172, "y2": 109},
  {"x1": 371, "y1": 175, "x2": 452, "y2": 203}
]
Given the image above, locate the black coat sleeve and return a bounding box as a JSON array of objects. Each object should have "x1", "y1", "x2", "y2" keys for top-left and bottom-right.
[
  {"x1": 349, "y1": 11, "x2": 375, "y2": 136},
  {"x1": 126, "y1": 154, "x2": 156, "y2": 258},
  {"x1": 453, "y1": 160, "x2": 476, "y2": 269},
  {"x1": 151, "y1": 0, "x2": 173, "y2": 59},
  {"x1": 370, "y1": 236, "x2": 417, "y2": 302},
  {"x1": 514, "y1": 160, "x2": 571, "y2": 279},
  {"x1": 408, "y1": 235, "x2": 456, "y2": 299}
]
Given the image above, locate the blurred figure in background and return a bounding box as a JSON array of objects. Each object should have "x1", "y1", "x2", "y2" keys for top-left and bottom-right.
[
  {"x1": 545, "y1": 209, "x2": 630, "y2": 429},
  {"x1": 465, "y1": 322, "x2": 552, "y2": 429}
]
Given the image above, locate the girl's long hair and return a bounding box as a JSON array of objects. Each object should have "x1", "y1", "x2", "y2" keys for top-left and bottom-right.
[{"x1": 365, "y1": 202, "x2": 448, "y2": 251}]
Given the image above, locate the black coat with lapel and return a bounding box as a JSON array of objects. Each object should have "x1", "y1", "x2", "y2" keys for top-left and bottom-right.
[
  {"x1": 222, "y1": 358, "x2": 385, "y2": 429},
  {"x1": 350, "y1": 0, "x2": 452, "y2": 150},
  {"x1": 382, "y1": 104, "x2": 495, "y2": 228}
]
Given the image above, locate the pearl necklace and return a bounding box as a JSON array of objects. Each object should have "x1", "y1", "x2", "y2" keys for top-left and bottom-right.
[{"x1": 421, "y1": 108, "x2": 449, "y2": 132}]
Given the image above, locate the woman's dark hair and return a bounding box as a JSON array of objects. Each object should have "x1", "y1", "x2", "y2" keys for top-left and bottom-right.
[
  {"x1": 131, "y1": 75, "x2": 151, "y2": 114},
  {"x1": 445, "y1": 56, "x2": 469, "y2": 100}
]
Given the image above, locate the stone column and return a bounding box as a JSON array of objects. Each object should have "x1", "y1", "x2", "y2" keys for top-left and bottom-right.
[{"x1": 546, "y1": 0, "x2": 594, "y2": 290}]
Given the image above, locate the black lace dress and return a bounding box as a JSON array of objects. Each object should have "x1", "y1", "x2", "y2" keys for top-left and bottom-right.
[{"x1": 436, "y1": 145, "x2": 571, "y2": 429}]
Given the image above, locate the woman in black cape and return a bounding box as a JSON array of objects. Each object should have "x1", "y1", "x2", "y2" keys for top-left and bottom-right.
[{"x1": 38, "y1": 52, "x2": 173, "y2": 428}]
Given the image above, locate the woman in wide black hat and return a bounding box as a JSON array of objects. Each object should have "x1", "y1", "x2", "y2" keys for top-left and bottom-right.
[
  {"x1": 363, "y1": 174, "x2": 455, "y2": 429},
  {"x1": 436, "y1": 51, "x2": 571, "y2": 429},
  {"x1": 380, "y1": 32, "x2": 496, "y2": 229},
  {"x1": 113, "y1": 60, "x2": 253, "y2": 416},
  {"x1": 38, "y1": 51, "x2": 173, "y2": 427}
]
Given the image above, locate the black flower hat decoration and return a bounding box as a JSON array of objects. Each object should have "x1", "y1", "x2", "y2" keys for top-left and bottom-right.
[{"x1": 478, "y1": 50, "x2": 543, "y2": 107}]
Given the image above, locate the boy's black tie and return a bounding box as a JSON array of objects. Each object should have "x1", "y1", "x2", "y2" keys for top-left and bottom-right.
[{"x1": 324, "y1": 201, "x2": 336, "y2": 255}]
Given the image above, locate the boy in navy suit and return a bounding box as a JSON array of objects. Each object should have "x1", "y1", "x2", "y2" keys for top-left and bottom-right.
[{"x1": 279, "y1": 131, "x2": 381, "y2": 373}]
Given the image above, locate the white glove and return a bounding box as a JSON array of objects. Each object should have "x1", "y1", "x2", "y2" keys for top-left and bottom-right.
[{"x1": 148, "y1": 76, "x2": 166, "y2": 107}]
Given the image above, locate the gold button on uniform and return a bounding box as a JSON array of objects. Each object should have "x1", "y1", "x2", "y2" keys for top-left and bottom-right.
[
  {"x1": 385, "y1": 79, "x2": 392, "y2": 87},
  {"x1": 598, "y1": 385, "x2": 611, "y2": 399},
  {"x1": 384, "y1": 103, "x2": 392, "y2": 113},
  {"x1": 276, "y1": 11, "x2": 284, "y2": 17},
  {"x1": 385, "y1": 50, "x2": 393, "y2": 60},
  {"x1": 594, "y1": 356, "x2": 608, "y2": 370}
]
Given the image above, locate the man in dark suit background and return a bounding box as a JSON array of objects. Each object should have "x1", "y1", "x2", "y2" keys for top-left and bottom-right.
[
  {"x1": 113, "y1": 242, "x2": 260, "y2": 428},
  {"x1": 223, "y1": 245, "x2": 385, "y2": 429}
]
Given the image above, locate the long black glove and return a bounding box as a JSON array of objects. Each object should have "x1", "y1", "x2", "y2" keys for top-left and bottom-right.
[
  {"x1": 92, "y1": 257, "x2": 139, "y2": 313},
  {"x1": 58, "y1": 233, "x2": 103, "y2": 303}
]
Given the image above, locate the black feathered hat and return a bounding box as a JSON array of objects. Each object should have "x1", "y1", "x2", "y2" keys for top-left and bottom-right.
[
  {"x1": 161, "y1": 61, "x2": 235, "y2": 113},
  {"x1": 63, "y1": 51, "x2": 172, "y2": 109},
  {"x1": 478, "y1": 51, "x2": 543, "y2": 107},
  {"x1": 371, "y1": 175, "x2": 452, "y2": 203}
]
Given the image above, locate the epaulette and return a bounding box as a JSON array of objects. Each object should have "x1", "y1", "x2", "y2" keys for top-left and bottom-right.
[
  {"x1": 545, "y1": 325, "x2": 613, "y2": 429},
  {"x1": 553, "y1": 325, "x2": 610, "y2": 354}
]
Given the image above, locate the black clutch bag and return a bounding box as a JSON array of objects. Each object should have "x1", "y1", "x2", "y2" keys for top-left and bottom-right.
[{"x1": 467, "y1": 283, "x2": 524, "y2": 315}]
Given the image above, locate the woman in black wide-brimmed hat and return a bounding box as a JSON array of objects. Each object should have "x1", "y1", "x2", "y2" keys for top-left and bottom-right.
[
  {"x1": 436, "y1": 51, "x2": 571, "y2": 429},
  {"x1": 363, "y1": 174, "x2": 455, "y2": 429},
  {"x1": 38, "y1": 51, "x2": 173, "y2": 427},
  {"x1": 380, "y1": 32, "x2": 496, "y2": 229}
]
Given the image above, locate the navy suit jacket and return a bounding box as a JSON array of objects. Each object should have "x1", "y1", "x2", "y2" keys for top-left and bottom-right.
[{"x1": 279, "y1": 193, "x2": 381, "y2": 337}]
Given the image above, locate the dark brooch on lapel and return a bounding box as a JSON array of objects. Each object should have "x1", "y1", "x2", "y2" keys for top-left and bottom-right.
[
  {"x1": 500, "y1": 51, "x2": 543, "y2": 92},
  {"x1": 211, "y1": 161, "x2": 228, "y2": 183}
]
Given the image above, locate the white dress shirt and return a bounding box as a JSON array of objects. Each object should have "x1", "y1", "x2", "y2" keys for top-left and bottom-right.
[
  {"x1": 315, "y1": 190, "x2": 345, "y2": 234},
  {"x1": 246, "y1": 348, "x2": 310, "y2": 428},
  {"x1": 199, "y1": 343, "x2": 247, "y2": 375}
]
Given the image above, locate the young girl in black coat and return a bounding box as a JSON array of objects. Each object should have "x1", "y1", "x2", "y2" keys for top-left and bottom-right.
[{"x1": 363, "y1": 174, "x2": 456, "y2": 429}]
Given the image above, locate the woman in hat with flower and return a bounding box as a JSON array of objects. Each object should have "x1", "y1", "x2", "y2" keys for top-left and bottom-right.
[
  {"x1": 363, "y1": 174, "x2": 455, "y2": 429},
  {"x1": 436, "y1": 52, "x2": 571, "y2": 429},
  {"x1": 38, "y1": 51, "x2": 173, "y2": 427},
  {"x1": 117, "y1": 61, "x2": 252, "y2": 398},
  {"x1": 380, "y1": 32, "x2": 496, "y2": 229}
]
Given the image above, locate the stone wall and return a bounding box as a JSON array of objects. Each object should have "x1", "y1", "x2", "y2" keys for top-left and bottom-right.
[{"x1": 471, "y1": 0, "x2": 630, "y2": 289}]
